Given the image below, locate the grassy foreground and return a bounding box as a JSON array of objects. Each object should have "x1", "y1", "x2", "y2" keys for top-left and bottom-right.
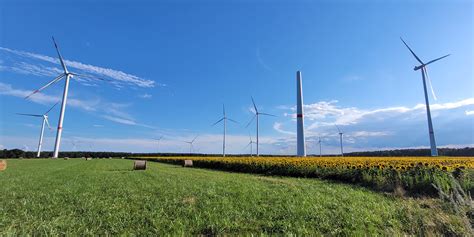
[{"x1": 0, "y1": 159, "x2": 471, "y2": 235}]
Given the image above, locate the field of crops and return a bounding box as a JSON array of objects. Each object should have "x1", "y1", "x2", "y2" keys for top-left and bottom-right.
[
  {"x1": 0, "y1": 159, "x2": 472, "y2": 235},
  {"x1": 137, "y1": 156, "x2": 474, "y2": 197}
]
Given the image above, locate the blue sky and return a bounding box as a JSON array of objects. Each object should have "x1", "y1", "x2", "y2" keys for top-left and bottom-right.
[{"x1": 0, "y1": 0, "x2": 473, "y2": 154}]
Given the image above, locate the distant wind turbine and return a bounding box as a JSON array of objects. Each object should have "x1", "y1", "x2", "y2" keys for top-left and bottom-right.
[
  {"x1": 184, "y1": 135, "x2": 199, "y2": 153},
  {"x1": 317, "y1": 136, "x2": 322, "y2": 157},
  {"x1": 212, "y1": 104, "x2": 238, "y2": 157},
  {"x1": 400, "y1": 37, "x2": 449, "y2": 157},
  {"x1": 25, "y1": 37, "x2": 104, "y2": 159},
  {"x1": 71, "y1": 139, "x2": 80, "y2": 151},
  {"x1": 335, "y1": 125, "x2": 344, "y2": 156},
  {"x1": 154, "y1": 136, "x2": 163, "y2": 153},
  {"x1": 245, "y1": 133, "x2": 256, "y2": 157},
  {"x1": 246, "y1": 97, "x2": 276, "y2": 157},
  {"x1": 17, "y1": 102, "x2": 58, "y2": 157}
]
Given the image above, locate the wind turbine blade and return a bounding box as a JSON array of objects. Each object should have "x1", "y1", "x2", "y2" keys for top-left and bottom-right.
[
  {"x1": 245, "y1": 115, "x2": 256, "y2": 128},
  {"x1": 223, "y1": 104, "x2": 225, "y2": 116},
  {"x1": 423, "y1": 67, "x2": 438, "y2": 101},
  {"x1": 212, "y1": 118, "x2": 225, "y2": 126},
  {"x1": 400, "y1": 37, "x2": 424, "y2": 64},
  {"x1": 227, "y1": 118, "x2": 239, "y2": 124},
  {"x1": 25, "y1": 73, "x2": 65, "y2": 99},
  {"x1": 259, "y1": 112, "x2": 276, "y2": 117},
  {"x1": 16, "y1": 113, "x2": 42, "y2": 117},
  {"x1": 335, "y1": 124, "x2": 342, "y2": 133},
  {"x1": 44, "y1": 102, "x2": 59, "y2": 115},
  {"x1": 52, "y1": 37, "x2": 68, "y2": 73},
  {"x1": 44, "y1": 116, "x2": 52, "y2": 130},
  {"x1": 192, "y1": 135, "x2": 199, "y2": 143},
  {"x1": 251, "y1": 96, "x2": 258, "y2": 113},
  {"x1": 424, "y1": 54, "x2": 450, "y2": 66},
  {"x1": 244, "y1": 142, "x2": 251, "y2": 148}
]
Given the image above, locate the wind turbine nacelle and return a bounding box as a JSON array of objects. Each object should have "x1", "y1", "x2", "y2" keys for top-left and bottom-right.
[{"x1": 414, "y1": 65, "x2": 424, "y2": 71}]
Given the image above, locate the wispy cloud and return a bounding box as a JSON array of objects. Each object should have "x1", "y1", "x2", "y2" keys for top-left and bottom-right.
[
  {"x1": 138, "y1": 93, "x2": 152, "y2": 99},
  {"x1": 256, "y1": 47, "x2": 273, "y2": 72},
  {"x1": 465, "y1": 110, "x2": 474, "y2": 116},
  {"x1": 273, "y1": 122, "x2": 295, "y2": 136},
  {"x1": 281, "y1": 98, "x2": 474, "y2": 129},
  {"x1": 0, "y1": 47, "x2": 156, "y2": 88},
  {"x1": 0, "y1": 82, "x2": 152, "y2": 128}
]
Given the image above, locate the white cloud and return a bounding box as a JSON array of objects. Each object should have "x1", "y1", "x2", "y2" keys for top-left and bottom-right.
[
  {"x1": 466, "y1": 110, "x2": 474, "y2": 116},
  {"x1": 0, "y1": 82, "x2": 150, "y2": 127},
  {"x1": 273, "y1": 122, "x2": 295, "y2": 136},
  {"x1": 0, "y1": 82, "x2": 96, "y2": 111},
  {"x1": 350, "y1": 131, "x2": 391, "y2": 137},
  {"x1": 281, "y1": 98, "x2": 474, "y2": 129},
  {"x1": 256, "y1": 47, "x2": 273, "y2": 72},
  {"x1": 101, "y1": 115, "x2": 137, "y2": 126},
  {"x1": 0, "y1": 47, "x2": 155, "y2": 88},
  {"x1": 139, "y1": 93, "x2": 152, "y2": 99}
]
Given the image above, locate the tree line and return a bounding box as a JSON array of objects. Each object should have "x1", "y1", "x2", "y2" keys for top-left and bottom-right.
[{"x1": 1, "y1": 147, "x2": 473, "y2": 159}]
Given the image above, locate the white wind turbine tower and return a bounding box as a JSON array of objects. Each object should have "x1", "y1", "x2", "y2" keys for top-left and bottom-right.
[
  {"x1": 184, "y1": 135, "x2": 199, "y2": 154},
  {"x1": 246, "y1": 97, "x2": 276, "y2": 157},
  {"x1": 400, "y1": 38, "x2": 449, "y2": 157},
  {"x1": 25, "y1": 37, "x2": 103, "y2": 158},
  {"x1": 335, "y1": 125, "x2": 344, "y2": 156},
  {"x1": 212, "y1": 104, "x2": 238, "y2": 157},
  {"x1": 296, "y1": 71, "x2": 306, "y2": 157},
  {"x1": 17, "y1": 102, "x2": 58, "y2": 158}
]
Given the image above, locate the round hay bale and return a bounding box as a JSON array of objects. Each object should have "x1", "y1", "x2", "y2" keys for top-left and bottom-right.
[
  {"x1": 0, "y1": 160, "x2": 6, "y2": 171},
  {"x1": 86, "y1": 158, "x2": 92, "y2": 161},
  {"x1": 64, "y1": 157, "x2": 69, "y2": 160},
  {"x1": 133, "y1": 160, "x2": 147, "y2": 170},
  {"x1": 183, "y1": 160, "x2": 193, "y2": 167}
]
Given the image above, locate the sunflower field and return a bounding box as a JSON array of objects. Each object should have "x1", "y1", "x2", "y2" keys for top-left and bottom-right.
[{"x1": 136, "y1": 156, "x2": 474, "y2": 197}]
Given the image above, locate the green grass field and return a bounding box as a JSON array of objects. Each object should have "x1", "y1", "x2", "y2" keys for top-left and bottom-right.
[{"x1": 0, "y1": 159, "x2": 470, "y2": 235}]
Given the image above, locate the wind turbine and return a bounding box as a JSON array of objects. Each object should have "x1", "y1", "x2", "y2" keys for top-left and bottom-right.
[
  {"x1": 17, "y1": 102, "x2": 58, "y2": 158},
  {"x1": 154, "y1": 136, "x2": 163, "y2": 153},
  {"x1": 246, "y1": 97, "x2": 276, "y2": 157},
  {"x1": 400, "y1": 38, "x2": 449, "y2": 157},
  {"x1": 184, "y1": 135, "x2": 199, "y2": 154},
  {"x1": 25, "y1": 37, "x2": 103, "y2": 159},
  {"x1": 212, "y1": 104, "x2": 238, "y2": 157},
  {"x1": 317, "y1": 136, "x2": 322, "y2": 157},
  {"x1": 71, "y1": 139, "x2": 80, "y2": 151},
  {"x1": 244, "y1": 133, "x2": 256, "y2": 157},
  {"x1": 335, "y1": 125, "x2": 344, "y2": 156}
]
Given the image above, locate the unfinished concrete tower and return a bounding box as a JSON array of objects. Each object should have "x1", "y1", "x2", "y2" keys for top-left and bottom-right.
[{"x1": 296, "y1": 71, "x2": 306, "y2": 157}]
